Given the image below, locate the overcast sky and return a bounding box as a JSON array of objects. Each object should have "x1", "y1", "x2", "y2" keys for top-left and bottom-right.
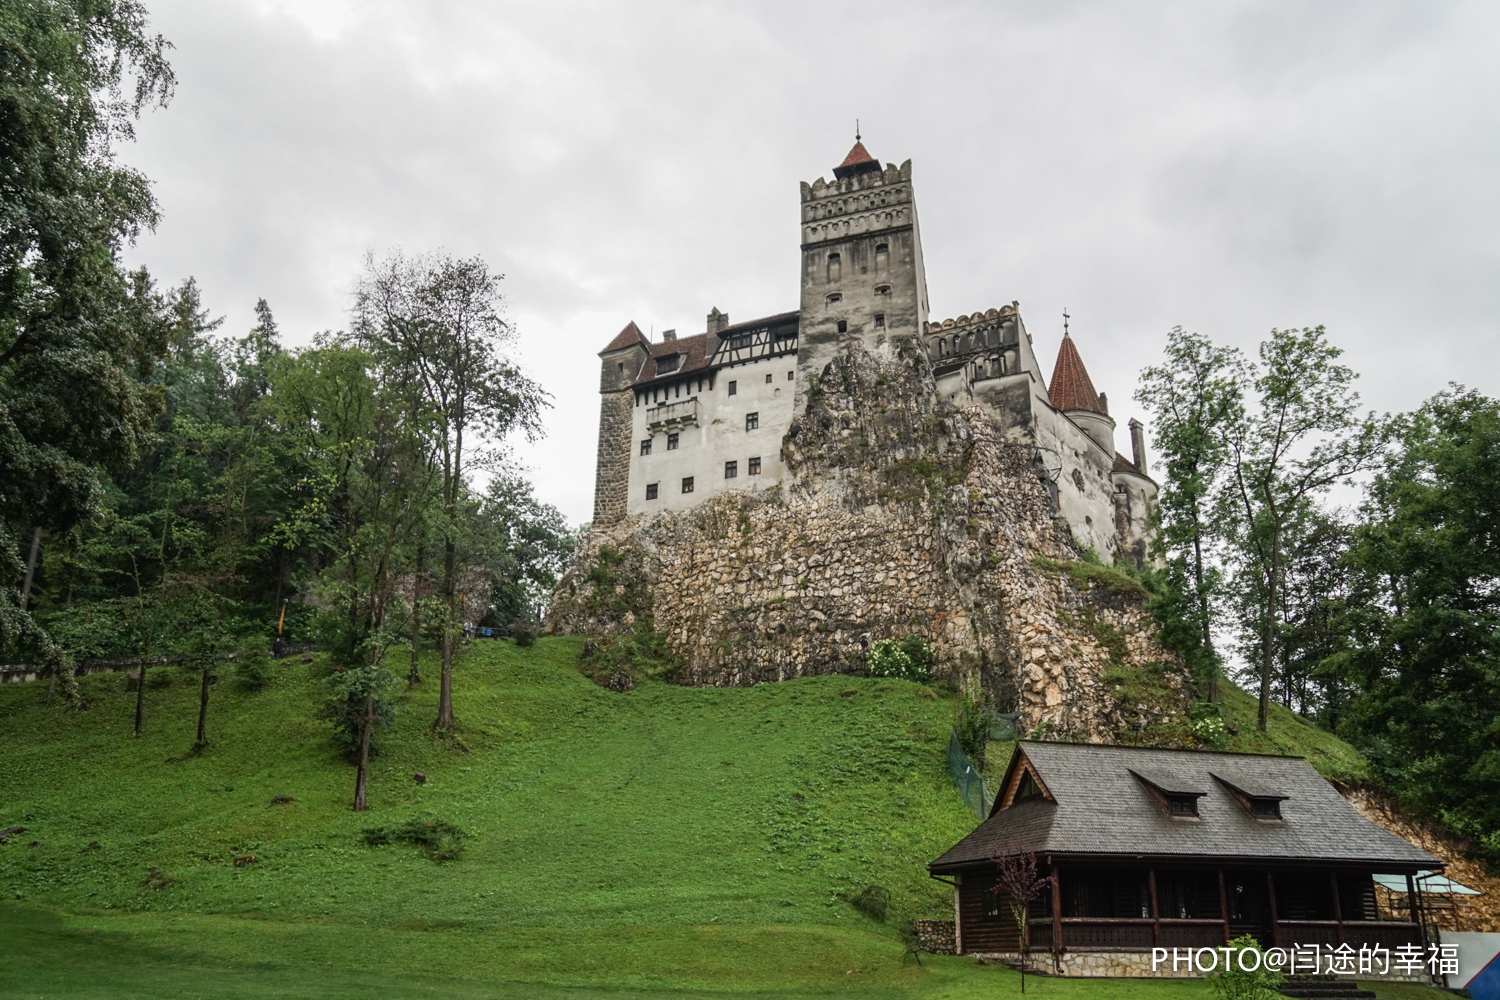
[{"x1": 121, "y1": 0, "x2": 1500, "y2": 525}]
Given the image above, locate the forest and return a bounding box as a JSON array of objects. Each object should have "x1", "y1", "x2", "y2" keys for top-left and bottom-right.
[{"x1": 1, "y1": 1, "x2": 1496, "y2": 869}]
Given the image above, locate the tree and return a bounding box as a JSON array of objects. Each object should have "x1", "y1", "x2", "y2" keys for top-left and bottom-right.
[
  {"x1": 1343, "y1": 387, "x2": 1500, "y2": 863},
  {"x1": 1221, "y1": 327, "x2": 1382, "y2": 731},
  {"x1": 475, "y1": 473, "x2": 573, "y2": 626},
  {"x1": 354, "y1": 251, "x2": 546, "y2": 730},
  {"x1": 1135, "y1": 327, "x2": 1246, "y2": 700},
  {"x1": 0, "y1": 1, "x2": 175, "y2": 673},
  {"x1": 990, "y1": 843, "x2": 1055, "y2": 993}
]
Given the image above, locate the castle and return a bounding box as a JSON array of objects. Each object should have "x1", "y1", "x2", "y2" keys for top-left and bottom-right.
[{"x1": 592, "y1": 140, "x2": 1157, "y2": 565}]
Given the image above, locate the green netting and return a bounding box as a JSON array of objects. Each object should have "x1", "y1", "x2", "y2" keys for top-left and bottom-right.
[
  {"x1": 990, "y1": 711, "x2": 1024, "y2": 740},
  {"x1": 948, "y1": 728, "x2": 993, "y2": 820}
]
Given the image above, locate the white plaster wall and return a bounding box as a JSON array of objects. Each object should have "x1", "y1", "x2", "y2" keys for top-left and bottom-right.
[{"x1": 627, "y1": 353, "x2": 797, "y2": 516}]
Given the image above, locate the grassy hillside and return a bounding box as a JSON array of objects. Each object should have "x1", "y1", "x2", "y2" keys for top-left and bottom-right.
[{"x1": 0, "y1": 638, "x2": 1403, "y2": 999}]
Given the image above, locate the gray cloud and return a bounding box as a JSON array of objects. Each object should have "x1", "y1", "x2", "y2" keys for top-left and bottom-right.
[{"x1": 121, "y1": 0, "x2": 1500, "y2": 523}]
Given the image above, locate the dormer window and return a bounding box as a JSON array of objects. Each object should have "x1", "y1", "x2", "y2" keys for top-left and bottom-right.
[
  {"x1": 1015, "y1": 772, "x2": 1043, "y2": 800},
  {"x1": 1211, "y1": 772, "x2": 1288, "y2": 822},
  {"x1": 657, "y1": 354, "x2": 681, "y2": 374},
  {"x1": 1168, "y1": 795, "x2": 1199, "y2": 818},
  {"x1": 1129, "y1": 767, "x2": 1206, "y2": 821},
  {"x1": 1251, "y1": 798, "x2": 1282, "y2": 820}
]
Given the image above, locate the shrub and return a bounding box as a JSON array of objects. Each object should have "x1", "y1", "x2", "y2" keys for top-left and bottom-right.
[
  {"x1": 867, "y1": 636, "x2": 932, "y2": 682},
  {"x1": 511, "y1": 620, "x2": 540, "y2": 647},
  {"x1": 954, "y1": 689, "x2": 993, "y2": 766},
  {"x1": 234, "y1": 644, "x2": 274, "y2": 692},
  {"x1": 841, "y1": 884, "x2": 890, "y2": 922},
  {"x1": 1207, "y1": 935, "x2": 1283, "y2": 1000},
  {"x1": 362, "y1": 818, "x2": 465, "y2": 863}
]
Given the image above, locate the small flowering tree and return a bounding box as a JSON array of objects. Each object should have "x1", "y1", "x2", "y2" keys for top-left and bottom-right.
[{"x1": 991, "y1": 843, "x2": 1056, "y2": 993}]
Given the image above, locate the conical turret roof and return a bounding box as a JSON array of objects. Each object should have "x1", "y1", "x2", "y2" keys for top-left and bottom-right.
[
  {"x1": 1048, "y1": 333, "x2": 1104, "y2": 413},
  {"x1": 833, "y1": 140, "x2": 881, "y2": 180}
]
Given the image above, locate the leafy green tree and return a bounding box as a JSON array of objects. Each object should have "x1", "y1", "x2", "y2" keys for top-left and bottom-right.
[
  {"x1": 354, "y1": 251, "x2": 546, "y2": 730},
  {"x1": 0, "y1": 1, "x2": 175, "y2": 682},
  {"x1": 475, "y1": 473, "x2": 573, "y2": 626},
  {"x1": 1135, "y1": 327, "x2": 1246, "y2": 699},
  {"x1": 1221, "y1": 327, "x2": 1382, "y2": 731},
  {"x1": 1343, "y1": 387, "x2": 1500, "y2": 862}
]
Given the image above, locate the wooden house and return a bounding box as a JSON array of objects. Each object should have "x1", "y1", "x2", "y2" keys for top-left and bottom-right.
[{"x1": 928, "y1": 742, "x2": 1442, "y2": 975}]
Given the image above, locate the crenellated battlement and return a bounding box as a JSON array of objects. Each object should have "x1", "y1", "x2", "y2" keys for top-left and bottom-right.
[{"x1": 799, "y1": 160, "x2": 912, "y2": 204}]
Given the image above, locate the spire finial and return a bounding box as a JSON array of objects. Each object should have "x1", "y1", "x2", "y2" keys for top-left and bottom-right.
[
  {"x1": 1063, "y1": 307, "x2": 1070, "y2": 338},
  {"x1": 855, "y1": 119, "x2": 860, "y2": 142}
]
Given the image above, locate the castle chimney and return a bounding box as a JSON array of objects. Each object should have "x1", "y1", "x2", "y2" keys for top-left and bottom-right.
[
  {"x1": 1098, "y1": 392, "x2": 1109, "y2": 415},
  {"x1": 661, "y1": 329, "x2": 676, "y2": 342},
  {"x1": 1129, "y1": 418, "x2": 1147, "y2": 473},
  {"x1": 706, "y1": 307, "x2": 729, "y2": 360}
]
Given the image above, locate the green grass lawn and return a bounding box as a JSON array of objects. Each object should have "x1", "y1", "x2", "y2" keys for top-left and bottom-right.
[{"x1": 0, "y1": 638, "x2": 1399, "y2": 998}]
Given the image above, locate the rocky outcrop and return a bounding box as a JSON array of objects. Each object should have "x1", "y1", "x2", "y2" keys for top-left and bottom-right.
[{"x1": 549, "y1": 339, "x2": 1187, "y2": 740}]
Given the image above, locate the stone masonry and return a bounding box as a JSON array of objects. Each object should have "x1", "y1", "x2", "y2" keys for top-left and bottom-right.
[{"x1": 551, "y1": 338, "x2": 1187, "y2": 740}]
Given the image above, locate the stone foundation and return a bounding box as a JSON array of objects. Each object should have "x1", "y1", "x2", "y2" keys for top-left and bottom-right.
[{"x1": 915, "y1": 919, "x2": 956, "y2": 955}]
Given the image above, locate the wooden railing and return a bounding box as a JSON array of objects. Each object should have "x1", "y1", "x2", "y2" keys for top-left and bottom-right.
[{"x1": 1277, "y1": 920, "x2": 1421, "y2": 949}]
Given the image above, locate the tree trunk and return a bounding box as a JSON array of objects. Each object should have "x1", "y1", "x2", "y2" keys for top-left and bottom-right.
[
  {"x1": 20, "y1": 526, "x2": 41, "y2": 610},
  {"x1": 434, "y1": 537, "x2": 457, "y2": 729},
  {"x1": 409, "y1": 546, "x2": 423, "y2": 686},
  {"x1": 134, "y1": 633, "x2": 152, "y2": 737},
  {"x1": 353, "y1": 691, "x2": 374, "y2": 810},
  {"x1": 1192, "y1": 520, "x2": 1217, "y2": 702},
  {"x1": 1257, "y1": 524, "x2": 1282, "y2": 732},
  {"x1": 196, "y1": 663, "x2": 211, "y2": 747}
]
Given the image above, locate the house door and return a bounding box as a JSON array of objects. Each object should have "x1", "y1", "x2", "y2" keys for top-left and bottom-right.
[{"x1": 1225, "y1": 870, "x2": 1273, "y2": 947}]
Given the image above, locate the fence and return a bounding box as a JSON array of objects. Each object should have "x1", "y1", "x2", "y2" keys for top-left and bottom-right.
[{"x1": 948, "y1": 728, "x2": 993, "y2": 820}]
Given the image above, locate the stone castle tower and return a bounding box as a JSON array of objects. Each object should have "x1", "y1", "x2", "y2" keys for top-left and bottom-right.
[{"x1": 794, "y1": 144, "x2": 929, "y2": 412}]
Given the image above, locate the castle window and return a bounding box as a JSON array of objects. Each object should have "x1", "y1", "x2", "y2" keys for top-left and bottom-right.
[
  {"x1": 681, "y1": 477, "x2": 694, "y2": 494},
  {"x1": 765, "y1": 373, "x2": 772, "y2": 384},
  {"x1": 826, "y1": 292, "x2": 842, "y2": 305},
  {"x1": 787, "y1": 371, "x2": 794, "y2": 381},
  {"x1": 875, "y1": 242, "x2": 888, "y2": 254},
  {"x1": 827, "y1": 253, "x2": 841, "y2": 282},
  {"x1": 874, "y1": 314, "x2": 885, "y2": 329},
  {"x1": 657, "y1": 354, "x2": 681, "y2": 374},
  {"x1": 836, "y1": 320, "x2": 848, "y2": 334},
  {"x1": 728, "y1": 380, "x2": 737, "y2": 396},
  {"x1": 746, "y1": 412, "x2": 759, "y2": 431},
  {"x1": 646, "y1": 483, "x2": 658, "y2": 500},
  {"x1": 748, "y1": 457, "x2": 761, "y2": 475},
  {"x1": 640, "y1": 439, "x2": 652, "y2": 456},
  {"x1": 724, "y1": 461, "x2": 737, "y2": 479},
  {"x1": 667, "y1": 433, "x2": 679, "y2": 450},
  {"x1": 617, "y1": 362, "x2": 624, "y2": 373},
  {"x1": 875, "y1": 284, "x2": 891, "y2": 295},
  {"x1": 875, "y1": 242, "x2": 889, "y2": 270}
]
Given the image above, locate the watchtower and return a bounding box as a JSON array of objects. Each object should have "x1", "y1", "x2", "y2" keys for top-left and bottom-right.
[
  {"x1": 593, "y1": 321, "x2": 651, "y2": 526},
  {"x1": 794, "y1": 140, "x2": 930, "y2": 412}
]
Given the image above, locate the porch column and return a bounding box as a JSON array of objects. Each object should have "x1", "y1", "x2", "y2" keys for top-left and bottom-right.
[
  {"x1": 1330, "y1": 870, "x2": 1344, "y2": 945},
  {"x1": 1051, "y1": 862, "x2": 1063, "y2": 962},
  {"x1": 1266, "y1": 870, "x2": 1281, "y2": 948},
  {"x1": 1148, "y1": 868, "x2": 1161, "y2": 948},
  {"x1": 1218, "y1": 869, "x2": 1230, "y2": 944}
]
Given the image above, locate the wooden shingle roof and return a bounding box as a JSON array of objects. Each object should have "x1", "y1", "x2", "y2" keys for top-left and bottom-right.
[{"x1": 929, "y1": 742, "x2": 1439, "y2": 872}]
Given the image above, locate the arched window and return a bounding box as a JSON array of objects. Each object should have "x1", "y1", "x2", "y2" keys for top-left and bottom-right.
[
  {"x1": 874, "y1": 242, "x2": 889, "y2": 271},
  {"x1": 827, "y1": 252, "x2": 841, "y2": 282}
]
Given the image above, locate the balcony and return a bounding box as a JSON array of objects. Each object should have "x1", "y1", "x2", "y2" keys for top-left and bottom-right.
[{"x1": 646, "y1": 397, "x2": 699, "y2": 432}]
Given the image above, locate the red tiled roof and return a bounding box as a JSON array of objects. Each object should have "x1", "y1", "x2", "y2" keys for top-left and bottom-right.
[
  {"x1": 1048, "y1": 334, "x2": 1104, "y2": 414},
  {"x1": 1113, "y1": 452, "x2": 1138, "y2": 475},
  {"x1": 638, "y1": 333, "x2": 710, "y2": 384},
  {"x1": 599, "y1": 321, "x2": 649, "y2": 356},
  {"x1": 838, "y1": 141, "x2": 875, "y2": 170}
]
